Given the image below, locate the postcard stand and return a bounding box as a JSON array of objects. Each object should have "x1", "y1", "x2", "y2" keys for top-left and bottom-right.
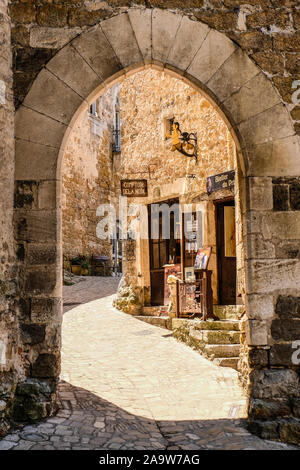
[{"x1": 178, "y1": 246, "x2": 218, "y2": 320}]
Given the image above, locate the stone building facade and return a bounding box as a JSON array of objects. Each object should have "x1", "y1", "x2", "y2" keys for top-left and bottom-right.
[
  {"x1": 62, "y1": 68, "x2": 237, "y2": 295},
  {"x1": 0, "y1": 1, "x2": 298, "y2": 445},
  {"x1": 120, "y1": 69, "x2": 235, "y2": 187},
  {"x1": 115, "y1": 68, "x2": 239, "y2": 311},
  {"x1": 62, "y1": 87, "x2": 119, "y2": 262},
  {"x1": 62, "y1": 67, "x2": 237, "y2": 303}
]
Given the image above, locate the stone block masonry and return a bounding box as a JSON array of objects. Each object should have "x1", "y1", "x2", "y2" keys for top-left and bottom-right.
[
  {"x1": 273, "y1": 178, "x2": 300, "y2": 212},
  {"x1": 243, "y1": 180, "x2": 300, "y2": 443},
  {"x1": 244, "y1": 231, "x2": 300, "y2": 442},
  {"x1": 119, "y1": 69, "x2": 235, "y2": 192},
  {"x1": 0, "y1": 0, "x2": 24, "y2": 436},
  {"x1": 8, "y1": 0, "x2": 300, "y2": 138}
]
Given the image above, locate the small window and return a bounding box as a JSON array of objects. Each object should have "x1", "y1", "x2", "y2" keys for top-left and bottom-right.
[
  {"x1": 112, "y1": 100, "x2": 121, "y2": 153},
  {"x1": 89, "y1": 102, "x2": 97, "y2": 117},
  {"x1": 164, "y1": 117, "x2": 174, "y2": 140}
]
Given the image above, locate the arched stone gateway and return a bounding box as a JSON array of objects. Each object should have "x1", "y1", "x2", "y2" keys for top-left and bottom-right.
[{"x1": 13, "y1": 9, "x2": 300, "y2": 444}]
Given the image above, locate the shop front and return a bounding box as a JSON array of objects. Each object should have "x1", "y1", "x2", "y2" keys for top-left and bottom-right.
[{"x1": 144, "y1": 170, "x2": 239, "y2": 316}]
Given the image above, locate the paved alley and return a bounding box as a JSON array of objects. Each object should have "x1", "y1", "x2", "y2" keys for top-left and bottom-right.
[
  {"x1": 63, "y1": 276, "x2": 120, "y2": 313},
  {"x1": 0, "y1": 279, "x2": 297, "y2": 450}
]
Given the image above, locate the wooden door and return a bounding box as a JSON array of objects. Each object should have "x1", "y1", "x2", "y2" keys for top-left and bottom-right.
[
  {"x1": 148, "y1": 198, "x2": 180, "y2": 306},
  {"x1": 216, "y1": 200, "x2": 236, "y2": 305}
]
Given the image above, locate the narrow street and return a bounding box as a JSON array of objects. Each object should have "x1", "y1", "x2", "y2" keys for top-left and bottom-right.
[
  {"x1": 0, "y1": 278, "x2": 296, "y2": 450},
  {"x1": 63, "y1": 276, "x2": 120, "y2": 313}
]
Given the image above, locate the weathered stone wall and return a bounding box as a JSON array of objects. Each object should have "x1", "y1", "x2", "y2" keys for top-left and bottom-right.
[
  {"x1": 62, "y1": 87, "x2": 119, "y2": 262},
  {"x1": 119, "y1": 68, "x2": 234, "y2": 187},
  {"x1": 243, "y1": 176, "x2": 300, "y2": 444},
  {"x1": 0, "y1": 0, "x2": 21, "y2": 436}
]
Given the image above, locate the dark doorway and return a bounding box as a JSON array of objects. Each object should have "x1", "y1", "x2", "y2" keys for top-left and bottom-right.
[
  {"x1": 215, "y1": 199, "x2": 236, "y2": 305},
  {"x1": 148, "y1": 198, "x2": 180, "y2": 306}
]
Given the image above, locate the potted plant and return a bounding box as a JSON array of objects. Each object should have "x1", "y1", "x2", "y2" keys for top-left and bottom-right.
[
  {"x1": 80, "y1": 260, "x2": 90, "y2": 276},
  {"x1": 71, "y1": 256, "x2": 82, "y2": 276}
]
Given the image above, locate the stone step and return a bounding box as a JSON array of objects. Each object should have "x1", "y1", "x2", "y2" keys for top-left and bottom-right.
[
  {"x1": 205, "y1": 343, "x2": 240, "y2": 358},
  {"x1": 191, "y1": 329, "x2": 240, "y2": 345},
  {"x1": 193, "y1": 320, "x2": 240, "y2": 331},
  {"x1": 213, "y1": 305, "x2": 244, "y2": 320},
  {"x1": 136, "y1": 315, "x2": 172, "y2": 330},
  {"x1": 137, "y1": 314, "x2": 241, "y2": 371},
  {"x1": 213, "y1": 357, "x2": 239, "y2": 370},
  {"x1": 142, "y1": 306, "x2": 167, "y2": 316}
]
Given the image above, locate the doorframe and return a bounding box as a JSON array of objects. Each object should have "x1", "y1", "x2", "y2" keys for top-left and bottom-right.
[
  {"x1": 147, "y1": 197, "x2": 180, "y2": 306},
  {"x1": 214, "y1": 196, "x2": 236, "y2": 305}
]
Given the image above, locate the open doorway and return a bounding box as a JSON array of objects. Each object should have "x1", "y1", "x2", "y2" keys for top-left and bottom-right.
[
  {"x1": 148, "y1": 198, "x2": 180, "y2": 306},
  {"x1": 215, "y1": 199, "x2": 237, "y2": 305}
]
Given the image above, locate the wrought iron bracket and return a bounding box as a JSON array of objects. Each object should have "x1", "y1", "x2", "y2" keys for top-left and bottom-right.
[{"x1": 177, "y1": 131, "x2": 197, "y2": 162}]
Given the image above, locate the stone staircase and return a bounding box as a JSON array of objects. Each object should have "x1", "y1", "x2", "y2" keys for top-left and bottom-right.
[
  {"x1": 136, "y1": 306, "x2": 171, "y2": 329},
  {"x1": 142, "y1": 306, "x2": 169, "y2": 316},
  {"x1": 136, "y1": 314, "x2": 172, "y2": 330},
  {"x1": 136, "y1": 305, "x2": 243, "y2": 370},
  {"x1": 186, "y1": 317, "x2": 241, "y2": 370}
]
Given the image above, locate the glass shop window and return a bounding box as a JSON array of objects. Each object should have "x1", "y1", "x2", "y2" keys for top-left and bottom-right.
[{"x1": 184, "y1": 211, "x2": 203, "y2": 267}]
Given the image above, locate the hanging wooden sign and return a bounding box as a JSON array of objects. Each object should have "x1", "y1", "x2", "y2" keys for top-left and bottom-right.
[
  {"x1": 121, "y1": 179, "x2": 148, "y2": 197},
  {"x1": 206, "y1": 170, "x2": 235, "y2": 194}
]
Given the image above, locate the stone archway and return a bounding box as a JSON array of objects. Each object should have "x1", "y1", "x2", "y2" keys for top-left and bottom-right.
[{"x1": 14, "y1": 8, "x2": 300, "y2": 441}]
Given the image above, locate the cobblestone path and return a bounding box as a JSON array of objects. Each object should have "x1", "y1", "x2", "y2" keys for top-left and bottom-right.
[
  {"x1": 63, "y1": 276, "x2": 121, "y2": 313},
  {"x1": 0, "y1": 278, "x2": 297, "y2": 450}
]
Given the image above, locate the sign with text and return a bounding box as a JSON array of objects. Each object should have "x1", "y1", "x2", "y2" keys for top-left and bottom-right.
[
  {"x1": 206, "y1": 170, "x2": 235, "y2": 194},
  {"x1": 121, "y1": 179, "x2": 148, "y2": 197}
]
